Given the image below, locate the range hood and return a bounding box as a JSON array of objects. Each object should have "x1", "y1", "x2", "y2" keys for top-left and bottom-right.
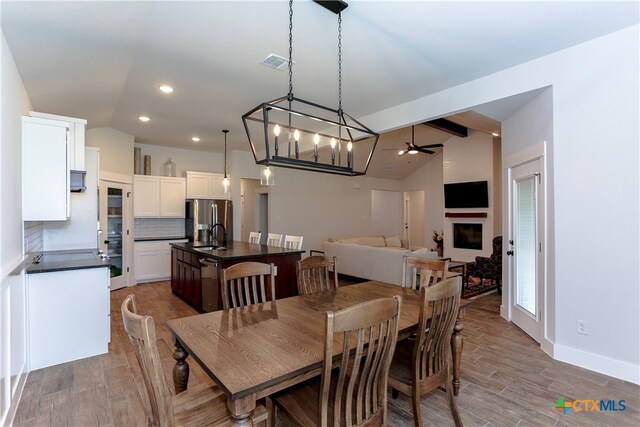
[{"x1": 70, "y1": 170, "x2": 86, "y2": 192}]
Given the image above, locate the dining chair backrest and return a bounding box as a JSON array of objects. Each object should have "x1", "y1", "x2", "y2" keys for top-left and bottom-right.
[
  {"x1": 320, "y1": 296, "x2": 401, "y2": 427},
  {"x1": 296, "y1": 255, "x2": 338, "y2": 295},
  {"x1": 248, "y1": 231, "x2": 261, "y2": 244},
  {"x1": 282, "y1": 234, "x2": 303, "y2": 250},
  {"x1": 121, "y1": 294, "x2": 173, "y2": 426},
  {"x1": 266, "y1": 233, "x2": 283, "y2": 247},
  {"x1": 402, "y1": 256, "x2": 450, "y2": 290},
  {"x1": 415, "y1": 276, "x2": 461, "y2": 384},
  {"x1": 221, "y1": 262, "x2": 276, "y2": 310}
]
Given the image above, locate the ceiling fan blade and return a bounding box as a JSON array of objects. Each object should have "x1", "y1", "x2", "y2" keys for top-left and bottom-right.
[
  {"x1": 416, "y1": 143, "x2": 444, "y2": 149},
  {"x1": 416, "y1": 147, "x2": 435, "y2": 154}
]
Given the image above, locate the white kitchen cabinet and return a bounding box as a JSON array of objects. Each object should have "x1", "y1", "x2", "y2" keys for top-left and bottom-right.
[
  {"x1": 28, "y1": 267, "x2": 110, "y2": 370},
  {"x1": 186, "y1": 171, "x2": 229, "y2": 199},
  {"x1": 134, "y1": 239, "x2": 186, "y2": 283},
  {"x1": 22, "y1": 116, "x2": 70, "y2": 221},
  {"x1": 160, "y1": 177, "x2": 186, "y2": 216},
  {"x1": 22, "y1": 113, "x2": 87, "y2": 221},
  {"x1": 133, "y1": 176, "x2": 160, "y2": 217},
  {"x1": 134, "y1": 175, "x2": 185, "y2": 217},
  {"x1": 28, "y1": 111, "x2": 86, "y2": 171}
]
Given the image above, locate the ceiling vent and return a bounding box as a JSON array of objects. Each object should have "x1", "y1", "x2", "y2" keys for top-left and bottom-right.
[{"x1": 261, "y1": 53, "x2": 292, "y2": 71}]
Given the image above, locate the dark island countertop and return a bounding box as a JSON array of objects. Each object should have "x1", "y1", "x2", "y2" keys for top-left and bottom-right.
[
  {"x1": 171, "y1": 241, "x2": 304, "y2": 261},
  {"x1": 135, "y1": 237, "x2": 187, "y2": 242},
  {"x1": 26, "y1": 249, "x2": 111, "y2": 274}
]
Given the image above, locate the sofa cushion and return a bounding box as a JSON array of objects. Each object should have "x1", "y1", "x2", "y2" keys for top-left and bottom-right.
[
  {"x1": 384, "y1": 236, "x2": 402, "y2": 248},
  {"x1": 335, "y1": 236, "x2": 386, "y2": 247}
]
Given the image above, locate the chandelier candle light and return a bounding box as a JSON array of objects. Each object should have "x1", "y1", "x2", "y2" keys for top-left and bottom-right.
[
  {"x1": 222, "y1": 129, "x2": 230, "y2": 193},
  {"x1": 242, "y1": 0, "x2": 379, "y2": 179}
]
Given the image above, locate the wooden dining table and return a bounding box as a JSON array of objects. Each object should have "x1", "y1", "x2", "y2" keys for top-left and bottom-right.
[{"x1": 165, "y1": 281, "x2": 470, "y2": 426}]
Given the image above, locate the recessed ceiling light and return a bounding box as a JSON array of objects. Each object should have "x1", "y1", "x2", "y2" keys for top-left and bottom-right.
[
  {"x1": 139, "y1": 116, "x2": 150, "y2": 122},
  {"x1": 492, "y1": 132, "x2": 500, "y2": 137},
  {"x1": 192, "y1": 137, "x2": 200, "y2": 142},
  {"x1": 158, "y1": 85, "x2": 174, "y2": 94}
]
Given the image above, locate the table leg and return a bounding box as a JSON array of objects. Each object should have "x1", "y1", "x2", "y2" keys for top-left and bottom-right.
[
  {"x1": 228, "y1": 394, "x2": 257, "y2": 426},
  {"x1": 172, "y1": 337, "x2": 190, "y2": 394},
  {"x1": 451, "y1": 307, "x2": 464, "y2": 396}
]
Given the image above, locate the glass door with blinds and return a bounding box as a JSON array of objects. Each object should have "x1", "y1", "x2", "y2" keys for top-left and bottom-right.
[{"x1": 508, "y1": 158, "x2": 544, "y2": 342}]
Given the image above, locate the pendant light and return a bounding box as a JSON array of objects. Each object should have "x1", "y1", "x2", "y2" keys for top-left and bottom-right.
[
  {"x1": 242, "y1": 0, "x2": 379, "y2": 177},
  {"x1": 222, "y1": 130, "x2": 230, "y2": 193}
]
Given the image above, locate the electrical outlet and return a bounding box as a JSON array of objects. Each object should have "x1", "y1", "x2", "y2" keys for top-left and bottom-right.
[
  {"x1": 274, "y1": 266, "x2": 278, "y2": 276},
  {"x1": 577, "y1": 320, "x2": 589, "y2": 335}
]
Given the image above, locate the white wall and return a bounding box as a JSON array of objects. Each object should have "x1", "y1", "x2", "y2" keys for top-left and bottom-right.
[
  {"x1": 443, "y1": 131, "x2": 495, "y2": 261},
  {"x1": 85, "y1": 127, "x2": 134, "y2": 182},
  {"x1": 371, "y1": 190, "x2": 403, "y2": 238},
  {"x1": 358, "y1": 25, "x2": 640, "y2": 383},
  {"x1": 1, "y1": 31, "x2": 31, "y2": 427},
  {"x1": 134, "y1": 142, "x2": 223, "y2": 177}
]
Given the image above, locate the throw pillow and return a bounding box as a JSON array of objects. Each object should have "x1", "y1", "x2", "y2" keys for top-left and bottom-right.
[{"x1": 384, "y1": 236, "x2": 402, "y2": 247}]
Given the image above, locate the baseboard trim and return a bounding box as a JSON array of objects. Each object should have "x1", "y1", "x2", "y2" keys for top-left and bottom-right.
[
  {"x1": 553, "y1": 343, "x2": 640, "y2": 385},
  {"x1": 4, "y1": 370, "x2": 28, "y2": 427}
]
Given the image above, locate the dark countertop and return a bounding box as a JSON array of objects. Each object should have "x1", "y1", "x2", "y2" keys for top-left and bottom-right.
[
  {"x1": 135, "y1": 237, "x2": 187, "y2": 242},
  {"x1": 26, "y1": 249, "x2": 111, "y2": 274},
  {"x1": 171, "y1": 240, "x2": 304, "y2": 261}
]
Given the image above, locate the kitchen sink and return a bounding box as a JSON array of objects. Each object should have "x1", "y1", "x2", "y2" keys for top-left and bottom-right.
[{"x1": 197, "y1": 246, "x2": 226, "y2": 251}]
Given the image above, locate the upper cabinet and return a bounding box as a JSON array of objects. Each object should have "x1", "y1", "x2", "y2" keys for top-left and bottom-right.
[
  {"x1": 133, "y1": 175, "x2": 185, "y2": 218},
  {"x1": 22, "y1": 113, "x2": 87, "y2": 221},
  {"x1": 28, "y1": 111, "x2": 86, "y2": 171},
  {"x1": 186, "y1": 171, "x2": 229, "y2": 200}
]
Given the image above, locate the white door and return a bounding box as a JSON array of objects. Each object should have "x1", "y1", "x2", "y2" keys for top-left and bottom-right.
[
  {"x1": 508, "y1": 158, "x2": 544, "y2": 341},
  {"x1": 403, "y1": 196, "x2": 410, "y2": 243},
  {"x1": 99, "y1": 181, "x2": 132, "y2": 291}
]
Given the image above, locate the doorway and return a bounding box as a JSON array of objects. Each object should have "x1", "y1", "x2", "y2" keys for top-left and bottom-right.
[
  {"x1": 99, "y1": 180, "x2": 132, "y2": 291},
  {"x1": 507, "y1": 157, "x2": 544, "y2": 342},
  {"x1": 404, "y1": 190, "x2": 425, "y2": 249},
  {"x1": 241, "y1": 178, "x2": 269, "y2": 244}
]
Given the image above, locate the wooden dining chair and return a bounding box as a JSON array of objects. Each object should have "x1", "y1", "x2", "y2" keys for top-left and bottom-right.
[
  {"x1": 296, "y1": 255, "x2": 338, "y2": 295},
  {"x1": 266, "y1": 233, "x2": 283, "y2": 247},
  {"x1": 402, "y1": 256, "x2": 450, "y2": 290},
  {"x1": 120, "y1": 294, "x2": 268, "y2": 426},
  {"x1": 221, "y1": 262, "x2": 276, "y2": 310},
  {"x1": 272, "y1": 296, "x2": 401, "y2": 426},
  {"x1": 282, "y1": 234, "x2": 303, "y2": 250},
  {"x1": 249, "y1": 231, "x2": 262, "y2": 244},
  {"x1": 389, "y1": 276, "x2": 463, "y2": 427}
]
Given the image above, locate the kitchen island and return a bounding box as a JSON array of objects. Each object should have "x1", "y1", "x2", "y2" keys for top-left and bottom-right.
[{"x1": 170, "y1": 241, "x2": 304, "y2": 312}]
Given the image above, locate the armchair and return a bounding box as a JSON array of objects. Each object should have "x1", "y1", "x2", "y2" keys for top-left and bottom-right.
[{"x1": 466, "y1": 236, "x2": 502, "y2": 295}]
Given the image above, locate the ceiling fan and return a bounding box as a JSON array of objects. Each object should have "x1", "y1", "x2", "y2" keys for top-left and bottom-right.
[{"x1": 384, "y1": 125, "x2": 444, "y2": 156}]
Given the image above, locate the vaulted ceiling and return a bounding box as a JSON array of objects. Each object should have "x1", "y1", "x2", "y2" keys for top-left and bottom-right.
[{"x1": 2, "y1": 1, "x2": 638, "y2": 179}]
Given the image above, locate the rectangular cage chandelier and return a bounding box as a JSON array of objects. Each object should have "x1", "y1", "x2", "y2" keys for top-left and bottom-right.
[{"x1": 242, "y1": 0, "x2": 379, "y2": 177}]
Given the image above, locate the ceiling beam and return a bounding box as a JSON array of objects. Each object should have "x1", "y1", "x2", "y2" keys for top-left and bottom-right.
[
  {"x1": 313, "y1": 1, "x2": 349, "y2": 14},
  {"x1": 422, "y1": 118, "x2": 468, "y2": 138}
]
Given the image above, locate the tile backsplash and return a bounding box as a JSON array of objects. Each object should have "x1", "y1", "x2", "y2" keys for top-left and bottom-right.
[
  {"x1": 134, "y1": 218, "x2": 185, "y2": 239},
  {"x1": 24, "y1": 221, "x2": 43, "y2": 253}
]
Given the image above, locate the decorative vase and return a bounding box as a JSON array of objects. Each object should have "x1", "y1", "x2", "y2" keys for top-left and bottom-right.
[
  {"x1": 134, "y1": 147, "x2": 141, "y2": 174},
  {"x1": 144, "y1": 155, "x2": 151, "y2": 175},
  {"x1": 162, "y1": 157, "x2": 176, "y2": 177}
]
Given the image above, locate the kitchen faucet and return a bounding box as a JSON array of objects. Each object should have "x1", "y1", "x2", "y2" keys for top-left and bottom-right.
[{"x1": 210, "y1": 223, "x2": 228, "y2": 247}]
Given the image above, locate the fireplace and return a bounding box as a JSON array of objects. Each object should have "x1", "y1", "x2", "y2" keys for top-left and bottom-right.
[{"x1": 453, "y1": 223, "x2": 482, "y2": 250}]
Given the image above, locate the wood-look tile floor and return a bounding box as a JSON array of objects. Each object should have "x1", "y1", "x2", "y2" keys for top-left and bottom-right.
[{"x1": 14, "y1": 281, "x2": 639, "y2": 427}]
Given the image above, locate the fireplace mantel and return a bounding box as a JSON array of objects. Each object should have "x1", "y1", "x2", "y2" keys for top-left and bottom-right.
[{"x1": 445, "y1": 212, "x2": 488, "y2": 218}]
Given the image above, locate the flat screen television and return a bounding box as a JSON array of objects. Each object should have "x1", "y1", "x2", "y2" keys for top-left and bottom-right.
[{"x1": 444, "y1": 180, "x2": 489, "y2": 208}]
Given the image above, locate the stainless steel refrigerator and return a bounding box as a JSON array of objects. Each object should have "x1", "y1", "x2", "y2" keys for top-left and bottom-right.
[{"x1": 185, "y1": 199, "x2": 233, "y2": 245}]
